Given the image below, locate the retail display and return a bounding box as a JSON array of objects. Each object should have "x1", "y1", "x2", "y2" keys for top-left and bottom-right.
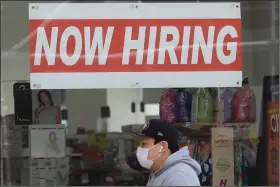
[
  {"x1": 175, "y1": 89, "x2": 192, "y2": 122},
  {"x1": 159, "y1": 89, "x2": 176, "y2": 124},
  {"x1": 175, "y1": 90, "x2": 188, "y2": 122},
  {"x1": 4, "y1": 83, "x2": 273, "y2": 187},
  {"x1": 160, "y1": 83, "x2": 257, "y2": 125},
  {"x1": 233, "y1": 127, "x2": 257, "y2": 186},
  {"x1": 192, "y1": 88, "x2": 214, "y2": 122},
  {"x1": 179, "y1": 137, "x2": 196, "y2": 158},
  {"x1": 232, "y1": 78, "x2": 256, "y2": 123},
  {"x1": 159, "y1": 88, "x2": 216, "y2": 123},
  {"x1": 179, "y1": 126, "x2": 258, "y2": 186},
  {"x1": 159, "y1": 84, "x2": 260, "y2": 186},
  {"x1": 220, "y1": 89, "x2": 234, "y2": 123},
  {"x1": 179, "y1": 137, "x2": 212, "y2": 185},
  {"x1": 7, "y1": 124, "x2": 69, "y2": 186},
  {"x1": 68, "y1": 131, "x2": 143, "y2": 185},
  {"x1": 199, "y1": 151, "x2": 212, "y2": 185},
  {"x1": 29, "y1": 125, "x2": 66, "y2": 158},
  {"x1": 8, "y1": 83, "x2": 262, "y2": 186},
  {"x1": 212, "y1": 128, "x2": 234, "y2": 186}
]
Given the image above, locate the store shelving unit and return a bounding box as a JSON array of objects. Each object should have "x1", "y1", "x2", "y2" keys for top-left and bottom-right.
[{"x1": 173, "y1": 96, "x2": 255, "y2": 186}]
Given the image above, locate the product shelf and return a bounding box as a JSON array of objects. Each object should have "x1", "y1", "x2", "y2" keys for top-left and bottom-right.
[
  {"x1": 174, "y1": 120, "x2": 254, "y2": 141},
  {"x1": 175, "y1": 122, "x2": 254, "y2": 128},
  {"x1": 224, "y1": 123, "x2": 254, "y2": 127},
  {"x1": 175, "y1": 122, "x2": 216, "y2": 127},
  {"x1": 175, "y1": 124, "x2": 212, "y2": 140}
]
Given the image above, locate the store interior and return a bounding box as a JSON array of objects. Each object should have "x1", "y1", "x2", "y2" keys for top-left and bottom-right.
[{"x1": 1, "y1": 1, "x2": 279, "y2": 186}]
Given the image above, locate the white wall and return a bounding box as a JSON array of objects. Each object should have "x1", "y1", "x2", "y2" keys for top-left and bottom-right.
[
  {"x1": 107, "y1": 88, "x2": 145, "y2": 132},
  {"x1": 65, "y1": 89, "x2": 107, "y2": 134}
]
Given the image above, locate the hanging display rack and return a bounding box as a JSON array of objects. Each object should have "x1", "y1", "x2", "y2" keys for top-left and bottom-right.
[{"x1": 173, "y1": 86, "x2": 256, "y2": 186}]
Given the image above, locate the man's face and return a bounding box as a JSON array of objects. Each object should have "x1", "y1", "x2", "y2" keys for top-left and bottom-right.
[{"x1": 139, "y1": 136, "x2": 162, "y2": 160}]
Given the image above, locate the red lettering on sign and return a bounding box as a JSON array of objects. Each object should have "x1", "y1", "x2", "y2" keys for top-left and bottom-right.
[{"x1": 220, "y1": 179, "x2": 227, "y2": 186}]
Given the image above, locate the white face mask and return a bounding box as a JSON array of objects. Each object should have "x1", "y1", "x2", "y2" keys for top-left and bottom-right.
[{"x1": 136, "y1": 145, "x2": 163, "y2": 169}]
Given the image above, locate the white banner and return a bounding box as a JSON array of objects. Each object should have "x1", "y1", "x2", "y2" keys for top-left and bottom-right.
[{"x1": 29, "y1": 3, "x2": 242, "y2": 89}]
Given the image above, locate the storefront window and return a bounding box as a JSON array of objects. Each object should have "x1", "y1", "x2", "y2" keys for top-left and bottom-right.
[{"x1": 1, "y1": 1, "x2": 279, "y2": 186}]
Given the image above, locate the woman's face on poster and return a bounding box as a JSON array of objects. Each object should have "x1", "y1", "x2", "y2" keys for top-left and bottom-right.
[
  {"x1": 49, "y1": 133, "x2": 56, "y2": 144},
  {"x1": 40, "y1": 92, "x2": 49, "y2": 105}
]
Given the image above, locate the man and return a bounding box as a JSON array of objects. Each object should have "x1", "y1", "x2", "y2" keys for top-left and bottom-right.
[{"x1": 130, "y1": 119, "x2": 201, "y2": 186}]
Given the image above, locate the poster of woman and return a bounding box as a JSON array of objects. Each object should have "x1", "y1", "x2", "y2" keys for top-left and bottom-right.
[
  {"x1": 30, "y1": 125, "x2": 66, "y2": 158},
  {"x1": 32, "y1": 89, "x2": 62, "y2": 124},
  {"x1": 44, "y1": 131, "x2": 61, "y2": 157}
]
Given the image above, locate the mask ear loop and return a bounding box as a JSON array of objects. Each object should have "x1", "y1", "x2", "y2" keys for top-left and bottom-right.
[{"x1": 150, "y1": 146, "x2": 164, "y2": 161}]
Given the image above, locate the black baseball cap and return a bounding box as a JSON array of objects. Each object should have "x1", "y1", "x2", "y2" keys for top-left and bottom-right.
[{"x1": 130, "y1": 119, "x2": 180, "y2": 153}]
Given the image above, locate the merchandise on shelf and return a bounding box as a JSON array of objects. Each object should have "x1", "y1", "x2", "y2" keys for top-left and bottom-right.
[
  {"x1": 192, "y1": 88, "x2": 214, "y2": 122},
  {"x1": 159, "y1": 89, "x2": 176, "y2": 124},
  {"x1": 235, "y1": 142, "x2": 243, "y2": 186},
  {"x1": 175, "y1": 91, "x2": 188, "y2": 122},
  {"x1": 199, "y1": 153, "x2": 212, "y2": 185},
  {"x1": 197, "y1": 141, "x2": 212, "y2": 185},
  {"x1": 220, "y1": 89, "x2": 234, "y2": 123},
  {"x1": 179, "y1": 136, "x2": 212, "y2": 186},
  {"x1": 233, "y1": 126, "x2": 258, "y2": 186},
  {"x1": 198, "y1": 142, "x2": 211, "y2": 164},
  {"x1": 159, "y1": 85, "x2": 258, "y2": 125},
  {"x1": 178, "y1": 125, "x2": 258, "y2": 186},
  {"x1": 160, "y1": 88, "x2": 217, "y2": 124},
  {"x1": 232, "y1": 78, "x2": 256, "y2": 123},
  {"x1": 184, "y1": 90, "x2": 193, "y2": 122},
  {"x1": 175, "y1": 89, "x2": 192, "y2": 123},
  {"x1": 178, "y1": 137, "x2": 196, "y2": 158}
]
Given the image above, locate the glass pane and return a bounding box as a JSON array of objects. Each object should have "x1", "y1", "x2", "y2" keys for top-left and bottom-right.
[{"x1": 1, "y1": 1, "x2": 279, "y2": 186}]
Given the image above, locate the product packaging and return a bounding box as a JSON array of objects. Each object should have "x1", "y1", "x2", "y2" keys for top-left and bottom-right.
[
  {"x1": 192, "y1": 88, "x2": 214, "y2": 122},
  {"x1": 159, "y1": 89, "x2": 176, "y2": 124},
  {"x1": 232, "y1": 79, "x2": 256, "y2": 123},
  {"x1": 175, "y1": 89, "x2": 192, "y2": 122},
  {"x1": 220, "y1": 89, "x2": 234, "y2": 122}
]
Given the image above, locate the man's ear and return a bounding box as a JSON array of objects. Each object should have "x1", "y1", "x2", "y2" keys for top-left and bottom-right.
[{"x1": 160, "y1": 141, "x2": 169, "y2": 152}]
